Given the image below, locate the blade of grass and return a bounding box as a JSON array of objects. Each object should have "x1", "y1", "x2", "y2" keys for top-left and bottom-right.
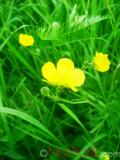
[
  {"x1": 58, "y1": 103, "x2": 88, "y2": 133},
  {"x1": 0, "y1": 106, "x2": 61, "y2": 145}
]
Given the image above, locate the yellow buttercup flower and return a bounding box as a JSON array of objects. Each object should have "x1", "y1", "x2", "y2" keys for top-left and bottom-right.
[
  {"x1": 103, "y1": 153, "x2": 110, "y2": 160},
  {"x1": 100, "y1": 152, "x2": 110, "y2": 160},
  {"x1": 104, "y1": 155, "x2": 110, "y2": 160},
  {"x1": 42, "y1": 58, "x2": 85, "y2": 92},
  {"x1": 19, "y1": 34, "x2": 34, "y2": 46},
  {"x1": 93, "y1": 52, "x2": 110, "y2": 72}
]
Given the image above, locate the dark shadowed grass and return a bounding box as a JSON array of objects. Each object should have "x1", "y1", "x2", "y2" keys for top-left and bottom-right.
[{"x1": 0, "y1": 0, "x2": 120, "y2": 159}]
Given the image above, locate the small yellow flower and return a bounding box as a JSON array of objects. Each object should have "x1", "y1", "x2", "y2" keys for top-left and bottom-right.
[
  {"x1": 93, "y1": 52, "x2": 110, "y2": 72},
  {"x1": 100, "y1": 152, "x2": 110, "y2": 160},
  {"x1": 104, "y1": 155, "x2": 110, "y2": 160},
  {"x1": 19, "y1": 34, "x2": 34, "y2": 46},
  {"x1": 103, "y1": 153, "x2": 110, "y2": 160},
  {"x1": 42, "y1": 58, "x2": 85, "y2": 92}
]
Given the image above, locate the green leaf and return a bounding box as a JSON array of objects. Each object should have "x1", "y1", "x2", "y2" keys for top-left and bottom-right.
[
  {"x1": 58, "y1": 103, "x2": 88, "y2": 133},
  {"x1": 0, "y1": 107, "x2": 57, "y2": 141},
  {"x1": 4, "y1": 151, "x2": 26, "y2": 160}
]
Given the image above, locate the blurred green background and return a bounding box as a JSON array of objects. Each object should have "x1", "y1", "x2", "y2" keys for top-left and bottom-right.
[{"x1": 0, "y1": 0, "x2": 120, "y2": 159}]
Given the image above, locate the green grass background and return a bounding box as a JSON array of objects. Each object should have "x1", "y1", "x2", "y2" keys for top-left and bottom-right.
[{"x1": 0, "y1": 0, "x2": 120, "y2": 159}]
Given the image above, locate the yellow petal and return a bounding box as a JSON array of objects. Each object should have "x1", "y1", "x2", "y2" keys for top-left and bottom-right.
[
  {"x1": 57, "y1": 58, "x2": 74, "y2": 74},
  {"x1": 68, "y1": 69, "x2": 85, "y2": 91},
  {"x1": 19, "y1": 34, "x2": 34, "y2": 46},
  {"x1": 70, "y1": 86, "x2": 78, "y2": 92},
  {"x1": 42, "y1": 62, "x2": 59, "y2": 84},
  {"x1": 72, "y1": 68, "x2": 85, "y2": 86},
  {"x1": 56, "y1": 58, "x2": 75, "y2": 86}
]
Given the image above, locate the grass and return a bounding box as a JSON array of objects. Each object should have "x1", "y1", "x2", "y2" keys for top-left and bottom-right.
[{"x1": 0, "y1": 0, "x2": 120, "y2": 159}]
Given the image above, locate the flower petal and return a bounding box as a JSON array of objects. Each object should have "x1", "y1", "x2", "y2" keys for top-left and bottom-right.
[
  {"x1": 70, "y1": 86, "x2": 78, "y2": 92},
  {"x1": 69, "y1": 68, "x2": 85, "y2": 88},
  {"x1": 42, "y1": 62, "x2": 59, "y2": 84},
  {"x1": 56, "y1": 58, "x2": 75, "y2": 86},
  {"x1": 57, "y1": 58, "x2": 74, "y2": 74}
]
